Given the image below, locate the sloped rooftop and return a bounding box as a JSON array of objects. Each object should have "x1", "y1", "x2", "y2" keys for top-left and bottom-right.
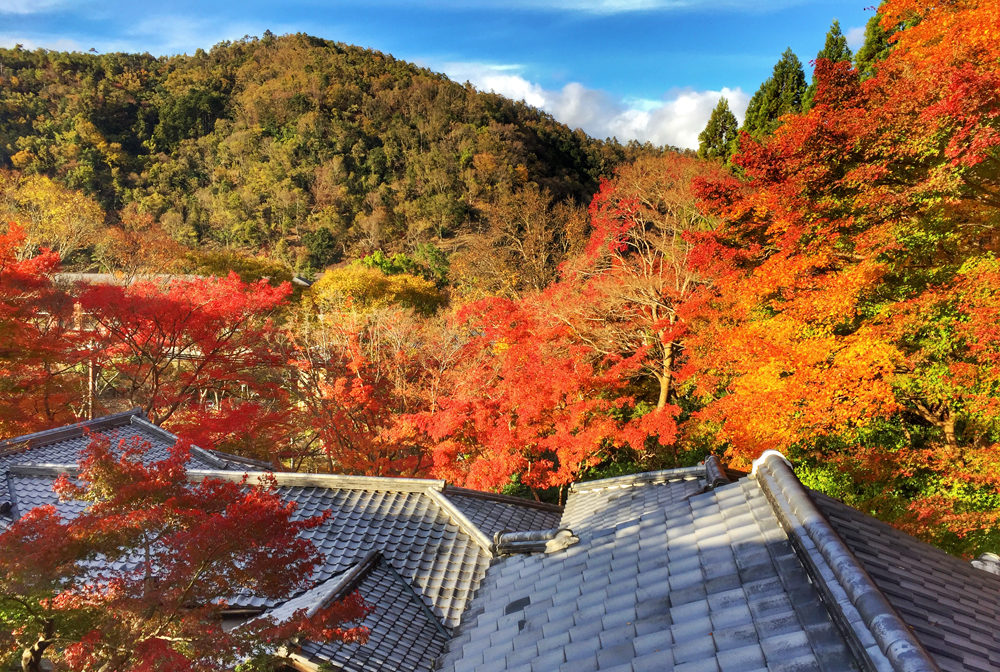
[
  {"x1": 437, "y1": 466, "x2": 857, "y2": 672},
  {"x1": 814, "y1": 493, "x2": 1000, "y2": 672},
  {"x1": 3, "y1": 415, "x2": 999, "y2": 672},
  {"x1": 0, "y1": 408, "x2": 267, "y2": 523},
  {"x1": 0, "y1": 411, "x2": 565, "y2": 668}
]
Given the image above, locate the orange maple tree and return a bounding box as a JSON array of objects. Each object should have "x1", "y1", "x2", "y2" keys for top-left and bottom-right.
[{"x1": 691, "y1": 0, "x2": 1000, "y2": 553}]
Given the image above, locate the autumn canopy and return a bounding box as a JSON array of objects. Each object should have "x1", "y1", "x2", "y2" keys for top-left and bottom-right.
[{"x1": 0, "y1": 0, "x2": 998, "y2": 589}]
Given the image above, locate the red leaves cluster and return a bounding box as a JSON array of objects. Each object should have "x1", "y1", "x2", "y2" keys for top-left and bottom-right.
[
  {"x1": 79, "y1": 273, "x2": 291, "y2": 426},
  {"x1": 0, "y1": 224, "x2": 78, "y2": 435},
  {"x1": 416, "y1": 295, "x2": 658, "y2": 492},
  {"x1": 0, "y1": 433, "x2": 368, "y2": 671}
]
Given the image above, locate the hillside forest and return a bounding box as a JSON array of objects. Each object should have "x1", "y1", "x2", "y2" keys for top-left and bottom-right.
[{"x1": 2, "y1": 0, "x2": 1000, "y2": 559}]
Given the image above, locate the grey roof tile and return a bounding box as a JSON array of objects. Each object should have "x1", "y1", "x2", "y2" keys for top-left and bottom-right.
[
  {"x1": 812, "y1": 491, "x2": 1000, "y2": 672},
  {"x1": 560, "y1": 659, "x2": 598, "y2": 672},
  {"x1": 716, "y1": 644, "x2": 765, "y2": 672},
  {"x1": 631, "y1": 649, "x2": 674, "y2": 672},
  {"x1": 437, "y1": 471, "x2": 857, "y2": 672},
  {"x1": 296, "y1": 559, "x2": 449, "y2": 672}
]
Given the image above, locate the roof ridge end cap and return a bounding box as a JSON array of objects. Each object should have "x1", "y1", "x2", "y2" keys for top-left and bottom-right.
[{"x1": 751, "y1": 450, "x2": 792, "y2": 477}]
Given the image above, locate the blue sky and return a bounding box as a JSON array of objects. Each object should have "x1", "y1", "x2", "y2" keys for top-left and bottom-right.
[{"x1": 0, "y1": 0, "x2": 873, "y2": 149}]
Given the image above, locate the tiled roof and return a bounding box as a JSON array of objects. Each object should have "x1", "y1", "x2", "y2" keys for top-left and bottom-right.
[
  {"x1": 258, "y1": 484, "x2": 492, "y2": 627},
  {"x1": 436, "y1": 472, "x2": 857, "y2": 672},
  {"x1": 560, "y1": 466, "x2": 706, "y2": 532},
  {"x1": 0, "y1": 412, "x2": 564, "y2": 671},
  {"x1": 0, "y1": 409, "x2": 268, "y2": 527},
  {"x1": 814, "y1": 492, "x2": 1000, "y2": 672},
  {"x1": 6, "y1": 471, "x2": 88, "y2": 519},
  {"x1": 442, "y1": 487, "x2": 563, "y2": 538},
  {"x1": 292, "y1": 554, "x2": 450, "y2": 672},
  {"x1": 9, "y1": 413, "x2": 1000, "y2": 672}
]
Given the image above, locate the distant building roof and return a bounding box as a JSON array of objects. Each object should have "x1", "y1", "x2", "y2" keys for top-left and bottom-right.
[{"x1": 2, "y1": 418, "x2": 997, "y2": 672}]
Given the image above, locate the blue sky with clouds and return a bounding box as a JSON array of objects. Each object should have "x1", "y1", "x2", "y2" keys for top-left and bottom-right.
[{"x1": 0, "y1": 0, "x2": 873, "y2": 149}]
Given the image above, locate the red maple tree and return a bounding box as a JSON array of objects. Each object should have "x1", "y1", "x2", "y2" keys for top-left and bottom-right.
[
  {"x1": 0, "y1": 224, "x2": 80, "y2": 436},
  {"x1": 77, "y1": 273, "x2": 291, "y2": 427},
  {"x1": 0, "y1": 433, "x2": 368, "y2": 672}
]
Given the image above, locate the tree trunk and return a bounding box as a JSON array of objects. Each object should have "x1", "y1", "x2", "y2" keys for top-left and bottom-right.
[
  {"x1": 913, "y1": 400, "x2": 961, "y2": 460},
  {"x1": 22, "y1": 618, "x2": 54, "y2": 672},
  {"x1": 657, "y1": 341, "x2": 676, "y2": 410}
]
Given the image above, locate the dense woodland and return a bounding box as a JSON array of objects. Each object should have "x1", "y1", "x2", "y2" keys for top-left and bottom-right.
[
  {"x1": 0, "y1": 34, "x2": 665, "y2": 292},
  {"x1": 3, "y1": 0, "x2": 1000, "y2": 565}
]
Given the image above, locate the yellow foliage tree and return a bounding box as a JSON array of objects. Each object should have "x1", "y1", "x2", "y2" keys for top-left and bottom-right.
[
  {"x1": 310, "y1": 265, "x2": 444, "y2": 315},
  {"x1": 0, "y1": 170, "x2": 105, "y2": 261}
]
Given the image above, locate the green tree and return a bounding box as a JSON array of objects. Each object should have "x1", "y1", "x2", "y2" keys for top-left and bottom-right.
[
  {"x1": 697, "y1": 97, "x2": 739, "y2": 163},
  {"x1": 854, "y1": 8, "x2": 896, "y2": 80},
  {"x1": 804, "y1": 20, "x2": 854, "y2": 110},
  {"x1": 742, "y1": 48, "x2": 807, "y2": 137}
]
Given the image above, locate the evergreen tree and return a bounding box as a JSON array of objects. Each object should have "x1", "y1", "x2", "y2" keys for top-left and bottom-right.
[
  {"x1": 697, "y1": 97, "x2": 739, "y2": 163},
  {"x1": 803, "y1": 20, "x2": 854, "y2": 110},
  {"x1": 854, "y1": 9, "x2": 896, "y2": 80},
  {"x1": 741, "y1": 48, "x2": 807, "y2": 138}
]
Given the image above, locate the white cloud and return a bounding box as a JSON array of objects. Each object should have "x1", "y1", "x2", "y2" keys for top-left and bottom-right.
[
  {"x1": 124, "y1": 15, "x2": 274, "y2": 55},
  {"x1": 523, "y1": 0, "x2": 801, "y2": 11},
  {"x1": 0, "y1": 0, "x2": 71, "y2": 14},
  {"x1": 846, "y1": 25, "x2": 866, "y2": 50},
  {"x1": 0, "y1": 34, "x2": 81, "y2": 51},
  {"x1": 444, "y1": 62, "x2": 748, "y2": 149},
  {"x1": 420, "y1": 0, "x2": 805, "y2": 13}
]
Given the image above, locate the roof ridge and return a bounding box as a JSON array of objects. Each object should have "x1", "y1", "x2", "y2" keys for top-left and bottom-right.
[
  {"x1": 569, "y1": 463, "x2": 705, "y2": 493},
  {"x1": 309, "y1": 550, "x2": 381, "y2": 617},
  {"x1": 441, "y1": 485, "x2": 563, "y2": 513},
  {"x1": 752, "y1": 451, "x2": 941, "y2": 672},
  {"x1": 8, "y1": 463, "x2": 78, "y2": 478},
  {"x1": 424, "y1": 487, "x2": 493, "y2": 556},
  {"x1": 202, "y1": 449, "x2": 273, "y2": 470},
  {"x1": 7, "y1": 464, "x2": 452, "y2": 497},
  {"x1": 255, "y1": 550, "x2": 381, "y2": 627},
  {"x1": 128, "y1": 417, "x2": 227, "y2": 470},
  {"x1": 0, "y1": 408, "x2": 144, "y2": 453},
  {"x1": 185, "y1": 469, "x2": 448, "y2": 493}
]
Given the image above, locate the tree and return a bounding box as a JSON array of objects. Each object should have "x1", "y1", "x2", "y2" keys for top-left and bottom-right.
[
  {"x1": 93, "y1": 203, "x2": 187, "y2": 283},
  {"x1": 310, "y1": 265, "x2": 444, "y2": 316},
  {"x1": 0, "y1": 224, "x2": 80, "y2": 437},
  {"x1": 563, "y1": 154, "x2": 728, "y2": 411},
  {"x1": 77, "y1": 273, "x2": 292, "y2": 426},
  {"x1": 416, "y1": 155, "x2": 729, "y2": 493},
  {"x1": 741, "y1": 48, "x2": 807, "y2": 137},
  {"x1": 854, "y1": 6, "x2": 896, "y2": 80},
  {"x1": 275, "y1": 303, "x2": 458, "y2": 476},
  {"x1": 452, "y1": 183, "x2": 589, "y2": 299},
  {"x1": 416, "y1": 295, "x2": 662, "y2": 497},
  {"x1": 692, "y1": 0, "x2": 1000, "y2": 555},
  {"x1": 803, "y1": 20, "x2": 853, "y2": 110},
  {"x1": 0, "y1": 433, "x2": 368, "y2": 672},
  {"x1": 697, "y1": 97, "x2": 739, "y2": 163},
  {"x1": 0, "y1": 171, "x2": 105, "y2": 262}
]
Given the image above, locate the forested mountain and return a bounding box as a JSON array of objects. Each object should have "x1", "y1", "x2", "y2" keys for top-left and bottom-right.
[
  {"x1": 0, "y1": 33, "x2": 664, "y2": 284},
  {"x1": 7, "y1": 0, "x2": 1000, "y2": 562}
]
